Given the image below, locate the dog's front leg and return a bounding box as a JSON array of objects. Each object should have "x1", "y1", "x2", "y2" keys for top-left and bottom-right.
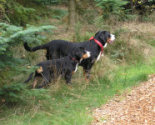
[
  {"x1": 37, "y1": 80, "x2": 48, "y2": 88},
  {"x1": 84, "y1": 70, "x2": 91, "y2": 79},
  {"x1": 83, "y1": 63, "x2": 94, "y2": 80},
  {"x1": 65, "y1": 71, "x2": 72, "y2": 84}
]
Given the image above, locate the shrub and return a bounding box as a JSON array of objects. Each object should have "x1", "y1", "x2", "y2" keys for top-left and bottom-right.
[
  {"x1": 1, "y1": 0, "x2": 64, "y2": 25},
  {"x1": 105, "y1": 28, "x2": 144, "y2": 64},
  {"x1": 0, "y1": 83, "x2": 26, "y2": 105},
  {"x1": 3, "y1": 1, "x2": 36, "y2": 26},
  {"x1": 0, "y1": 23, "x2": 55, "y2": 56},
  {"x1": 95, "y1": 0, "x2": 128, "y2": 21},
  {"x1": 0, "y1": 83, "x2": 51, "y2": 105},
  {"x1": 0, "y1": 23, "x2": 55, "y2": 105},
  {"x1": 51, "y1": 8, "x2": 68, "y2": 20},
  {"x1": 0, "y1": 0, "x2": 6, "y2": 19}
]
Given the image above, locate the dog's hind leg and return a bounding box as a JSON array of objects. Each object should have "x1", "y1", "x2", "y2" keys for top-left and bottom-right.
[
  {"x1": 37, "y1": 72, "x2": 50, "y2": 88},
  {"x1": 32, "y1": 78, "x2": 38, "y2": 88},
  {"x1": 37, "y1": 80, "x2": 49, "y2": 88},
  {"x1": 65, "y1": 71, "x2": 72, "y2": 84},
  {"x1": 24, "y1": 73, "x2": 34, "y2": 83}
]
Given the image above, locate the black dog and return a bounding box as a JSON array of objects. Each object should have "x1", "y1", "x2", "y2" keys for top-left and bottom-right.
[
  {"x1": 24, "y1": 31, "x2": 115, "y2": 78},
  {"x1": 24, "y1": 47, "x2": 90, "y2": 88}
]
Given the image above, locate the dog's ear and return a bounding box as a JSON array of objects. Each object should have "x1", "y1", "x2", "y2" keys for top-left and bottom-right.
[
  {"x1": 99, "y1": 31, "x2": 110, "y2": 42},
  {"x1": 95, "y1": 31, "x2": 103, "y2": 36},
  {"x1": 99, "y1": 31, "x2": 105, "y2": 40}
]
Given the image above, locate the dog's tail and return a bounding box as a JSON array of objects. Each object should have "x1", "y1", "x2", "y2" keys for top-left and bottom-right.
[
  {"x1": 24, "y1": 42, "x2": 47, "y2": 52},
  {"x1": 24, "y1": 73, "x2": 34, "y2": 83}
]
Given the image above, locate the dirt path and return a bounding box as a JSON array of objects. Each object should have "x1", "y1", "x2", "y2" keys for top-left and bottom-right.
[{"x1": 92, "y1": 74, "x2": 155, "y2": 125}]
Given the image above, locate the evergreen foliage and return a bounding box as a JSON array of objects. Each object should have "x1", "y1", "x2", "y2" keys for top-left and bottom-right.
[
  {"x1": 0, "y1": 0, "x2": 36, "y2": 25},
  {"x1": 0, "y1": 23, "x2": 55, "y2": 55},
  {"x1": 0, "y1": 0, "x2": 6, "y2": 15},
  {"x1": 7, "y1": 2, "x2": 36, "y2": 26},
  {"x1": 0, "y1": 83, "x2": 50, "y2": 104},
  {"x1": 134, "y1": 0, "x2": 155, "y2": 15},
  {"x1": 0, "y1": 23, "x2": 55, "y2": 104},
  {"x1": 31, "y1": 0, "x2": 65, "y2": 5},
  {"x1": 95, "y1": 0, "x2": 128, "y2": 20},
  {"x1": 0, "y1": 0, "x2": 62, "y2": 25},
  {"x1": 0, "y1": 22, "x2": 55, "y2": 70},
  {"x1": 0, "y1": 83, "x2": 26, "y2": 104}
]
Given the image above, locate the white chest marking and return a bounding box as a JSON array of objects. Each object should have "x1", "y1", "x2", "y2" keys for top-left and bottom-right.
[
  {"x1": 74, "y1": 64, "x2": 78, "y2": 72},
  {"x1": 96, "y1": 43, "x2": 107, "y2": 62},
  {"x1": 96, "y1": 52, "x2": 101, "y2": 61},
  {"x1": 104, "y1": 43, "x2": 107, "y2": 48}
]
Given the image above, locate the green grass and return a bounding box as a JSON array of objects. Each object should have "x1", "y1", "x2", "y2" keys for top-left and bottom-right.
[
  {"x1": 0, "y1": 57, "x2": 155, "y2": 125},
  {"x1": 148, "y1": 40, "x2": 155, "y2": 47}
]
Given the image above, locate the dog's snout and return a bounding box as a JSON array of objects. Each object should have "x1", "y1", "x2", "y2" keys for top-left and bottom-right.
[{"x1": 110, "y1": 34, "x2": 115, "y2": 41}]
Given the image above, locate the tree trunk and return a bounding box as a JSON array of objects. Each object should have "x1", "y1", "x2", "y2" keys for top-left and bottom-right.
[
  {"x1": 68, "y1": 0, "x2": 76, "y2": 30},
  {"x1": 130, "y1": 0, "x2": 134, "y2": 13}
]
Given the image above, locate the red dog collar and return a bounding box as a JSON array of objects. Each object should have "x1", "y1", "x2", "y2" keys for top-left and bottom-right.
[{"x1": 89, "y1": 36, "x2": 103, "y2": 53}]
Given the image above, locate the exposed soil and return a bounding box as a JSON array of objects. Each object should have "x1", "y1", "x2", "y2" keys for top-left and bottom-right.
[{"x1": 92, "y1": 74, "x2": 155, "y2": 125}]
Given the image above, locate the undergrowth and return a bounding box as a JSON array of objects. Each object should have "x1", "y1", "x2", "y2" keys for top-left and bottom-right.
[{"x1": 0, "y1": 57, "x2": 154, "y2": 125}]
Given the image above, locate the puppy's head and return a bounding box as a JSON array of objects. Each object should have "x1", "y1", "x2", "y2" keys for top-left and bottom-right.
[
  {"x1": 94, "y1": 31, "x2": 115, "y2": 45},
  {"x1": 71, "y1": 47, "x2": 91, "y2": 61}
]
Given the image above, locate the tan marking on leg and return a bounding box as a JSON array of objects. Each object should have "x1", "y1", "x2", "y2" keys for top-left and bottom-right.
[
  {"x1": 33, "y1": 78, "x2": 38, "y2": 89},
  {"x1": 83, "y1": 70, "x2": 89, "y2": 83},
  {"x1": 37, "y1": 66, "x2": 43, "y2": 73}
]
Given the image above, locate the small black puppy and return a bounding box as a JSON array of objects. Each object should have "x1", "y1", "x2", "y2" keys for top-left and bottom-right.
[
  {"x1": 24, "y1": 31, "x2": 115, "y2": 78},
  {"x1": 24, "y1": 47, "x2": 90, "y2": 88}
]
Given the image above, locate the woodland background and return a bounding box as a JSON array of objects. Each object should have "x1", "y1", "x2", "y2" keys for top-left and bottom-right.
[{"x1": 0, "y1": 0, "x2": 155, "y2": 125}]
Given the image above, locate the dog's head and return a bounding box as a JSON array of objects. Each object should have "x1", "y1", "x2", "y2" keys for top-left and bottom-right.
[
  {"x1": 71, "y1": 47, "x2": 91, "y2": 62},
  {"x1": 94, "y1": 31, "x2": 115, "y2": 46}
]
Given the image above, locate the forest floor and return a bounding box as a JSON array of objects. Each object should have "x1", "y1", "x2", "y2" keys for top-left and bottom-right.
[{"x1": 92, "y1": 74, "x2": 155, "y2": 125}]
